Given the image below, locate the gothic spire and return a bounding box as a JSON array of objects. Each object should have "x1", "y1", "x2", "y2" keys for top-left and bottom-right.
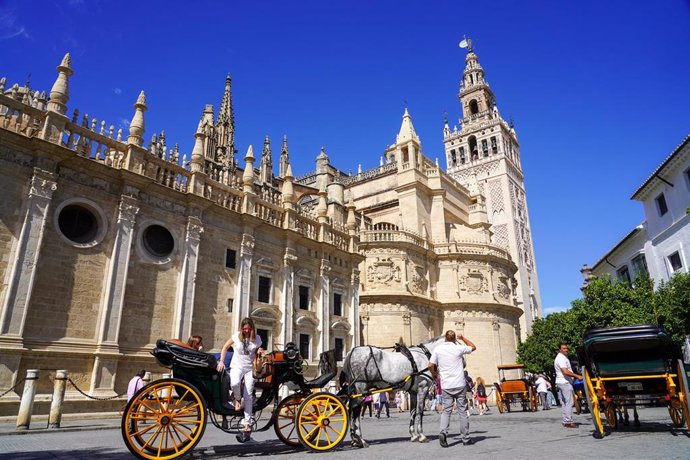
[
  {"x1": 397, "y1": 107, "x2": 420, "y2": 144},
  {"x1": 216, "y1": 74, "x2": 235, "y2": 156},
  {"x1": 279, "y1": 134, "x2": 290, "y2": 178},
  {"x1": 260, "y1": 134, "x2": 273, "y2": 184},
  {"x1": 47, "y1": 53, "x2": 73, "y2": 114}
]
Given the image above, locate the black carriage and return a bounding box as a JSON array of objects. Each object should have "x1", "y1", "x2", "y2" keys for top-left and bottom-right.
[
  {"x1": 121, "y1": 339, "x2": 348, "y2": 459},
  {"x1": 577, "y1": 325, "x2": 690, "y2": 438}
]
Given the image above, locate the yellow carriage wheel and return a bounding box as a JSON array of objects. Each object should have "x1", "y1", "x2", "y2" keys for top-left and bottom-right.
[
  {"x1": 121, "y1": 378, "x2": 206, "y2": 460},
  {"x1": 604, "y1": 403, "x2": 618, "y2": 429},
  {"x1": 668, "y1": 399, "x2": 685, "y2": 428},
  {"x1": 495, "y1": 390, "x2": 504, "y2": 414},
  {"x1": 295, "y1": 392, "x2": 348, "y2": 452},
  {"x1": 583, "y1": 369, "x2": 605, "y2": 439},
  {"x1": 676, "y1": 359, "x2": 690, "y2": 428},
  {"x1": 274, "y1": 393, "x2": 307, "y2": 447}
]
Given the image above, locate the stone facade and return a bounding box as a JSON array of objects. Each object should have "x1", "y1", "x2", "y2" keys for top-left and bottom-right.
[
  {"x1": 443, "y1": 40, "x2": 542, "y2": 337},
  {"x1": 0, "y1": 56, "x2": 362, "y2": 415},
  {"x1": 0, "y1": 46, "x2": 530, "y2": 414}
]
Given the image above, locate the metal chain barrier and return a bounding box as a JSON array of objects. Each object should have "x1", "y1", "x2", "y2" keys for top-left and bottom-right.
[
  {"x1": 67, "y1": 377, "x2": 127, "y2": 401},
  {"x1": 0, "y1": 378, "x2": 26, "y2": 399}
]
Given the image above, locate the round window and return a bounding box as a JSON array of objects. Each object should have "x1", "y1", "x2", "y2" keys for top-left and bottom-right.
[
  {"x1": 142, "y1": 225, "x2": 174, "y2": 258},
  {"x1": 57, "y1": 205, "x2": 98, "y2": 244}
]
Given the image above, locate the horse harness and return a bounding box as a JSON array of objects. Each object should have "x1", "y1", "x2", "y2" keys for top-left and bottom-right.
[{"x1": 347, "y1": 342, "x2": 434, "y2": 398}]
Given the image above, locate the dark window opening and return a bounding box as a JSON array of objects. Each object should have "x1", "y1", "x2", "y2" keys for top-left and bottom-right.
[
  {"x1": 225, "y1": 248, "x2": 236, "y2": 269},
  {"x1": 257, "y1": 328, "x2": 269, "y2": 350},
  {"x1": 469, "y1": 137, "x2": 478, "y2": 160},
  {"x1": 656, "y1": 193, "x2": 668, "y2": 216},
  {"x1": 482, "y1": 139, "x2": 488, "y2": 156},
  {"x1": 299, "y1": 285, "x2": 310, "y2": 310},
  {"x1": 632, "y1": 254, "x2": 648, "y2": 278},
  {"x1": 333, "y1": 293, "x2": 343, "y2": 316},
  {"x1": 299, "y1": 333, "x2": 310, "y2": 360},
  {"x1": 669, "y1": 252, "x2": 683, "y2": 272},
  {"x1": 491, "y1": 136, "x2": 498, "y2": 153},
  {"x1": 451, "y1": 150, "x2": 457, "y2": 166},
  {"x1": 58, "y1": 205, "x2": 98, "y2": 244},
  {"x1": 617, "y1": 265, "x2": 631, "y2": 285},
  {"x1": 143, "y1": 225, "x2": 174, "y2": 258},
  {"x1": 227, "y1": 298, "x2": 233, "y2": 312},
  {"x1": 258, "y1": 276, "x2": 271, "y2": 303},
  {"x1": 469, "y1": 99, "x2": 479, "y2": 115},
  {"x1": 459, "y1": 146, "x2": 466, "y2": 164},
  {"x1": 334, "y1": 337, "x2": 344, "y2": 362}
]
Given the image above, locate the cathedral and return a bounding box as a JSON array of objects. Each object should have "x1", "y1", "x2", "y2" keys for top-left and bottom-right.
[{"x1": 0, "y1": 42, "x2": 541, "y2": 415}]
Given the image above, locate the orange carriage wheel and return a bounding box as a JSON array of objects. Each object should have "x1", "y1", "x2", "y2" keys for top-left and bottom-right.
[
  {"x1": 295, "y1": 392, "x2": 348, "y2": 452},
  {"x1": 121, "y1": 378, "x2": 206, "y2": 460},
  {"x1": 274, "y1": 393, "x2": 307, "y2": 447},
  {"x1": 673, "y1": 359, "x2": 690, "y2": 428}
]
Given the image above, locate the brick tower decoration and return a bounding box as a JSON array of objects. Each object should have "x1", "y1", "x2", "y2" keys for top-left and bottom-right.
[{"x1": 444, "y1": 37, "x2": 542, "y2": 337}]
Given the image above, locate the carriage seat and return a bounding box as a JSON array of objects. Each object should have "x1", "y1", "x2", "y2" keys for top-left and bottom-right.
[
  {"x1": 499, "y1": 380, "x2": 528, "y2": 394},
  {"x1": 301, "y1": 371, "x2": 337, "y2": 390},
  {"x1": 153, "y1": 339, "x2": 218, "y2": 370}
]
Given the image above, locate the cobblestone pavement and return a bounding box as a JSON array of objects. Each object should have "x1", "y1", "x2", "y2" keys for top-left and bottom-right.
[{"x1": 0, "y1": 407, "x2": 689, "y2": 460}]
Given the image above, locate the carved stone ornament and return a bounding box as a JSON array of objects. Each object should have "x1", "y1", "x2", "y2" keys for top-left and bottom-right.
[
  {"x1": 186, "y1": 216, "x2": 204, "y2": 243},
  {"x1": 240, "y1": 234, "x2": 255, "y2": 256},
  {"x1": 283, "y1": 247, "x2": 298, "y2": 266},
  {"x1": 459, "y1": 268, "x2": 487, "y2": 295},
  {"x1": 366, "y1": 257, "x2": 401, "y2": 285},
  {"x1": 118, "y1": 196, "x2": 139, "y2": 225},
  {"x1": 28, "y1": 171, "x2": 57, "y2": 200},
  {"x1": 351, "y1": 268, "x2": 360, "y2": 285},
  {"x1": 320, "y1": 259, "x2": 331, "y2": 277},
  {"x1": 495, "y1": 272, "x2": 511, "y2": 300},
  {"x1": 409, "y1": 265, "x2": 428, "y2": 294}
]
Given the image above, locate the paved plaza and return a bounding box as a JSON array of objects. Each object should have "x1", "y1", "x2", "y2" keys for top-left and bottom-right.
[{"x1": 0, "y1": 406, "x2": 688, "y2": 459}]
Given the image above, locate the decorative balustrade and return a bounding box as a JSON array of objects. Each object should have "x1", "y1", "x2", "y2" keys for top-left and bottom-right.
[
  {"x1": 0, "y1": 92, "x2": 46, "y2": 138},
  {"x1": 434, "y1": 240, "x2": 512, "y2": 260},
  {"x1": 294, "y1": 214, "x2": 318, "y2": 240},
  {"x1": 62, "y1": 110, "x2": 129, "y2": 165},
  {"x1": 340, "y1": 162, "x2": 397, "y2": 185},
  {"x1": 360, "y1": 229, "x2": 429, "y2": 249},
  {"x1": 254, "y1": 200, "x2": 284, "y2": 226},
  {"x1": 325, "y1": 227, "x2": 349, "y2": 251}
]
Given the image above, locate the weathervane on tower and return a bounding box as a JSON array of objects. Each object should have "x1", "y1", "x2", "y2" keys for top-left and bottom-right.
[{"x1": 459, "y1": 35, "x2": 473, "y2": 52}]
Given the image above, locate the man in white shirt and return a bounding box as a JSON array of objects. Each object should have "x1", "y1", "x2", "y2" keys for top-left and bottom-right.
[
  {"x1": 554, "y1": 343, "x2": 582, "y2": 428},
  {"x1": 534, "y1": 374, "x2": 551, "y2": 410},
  {"x1": 428, "y1": 330, "x2": 476, "y2": 447}
]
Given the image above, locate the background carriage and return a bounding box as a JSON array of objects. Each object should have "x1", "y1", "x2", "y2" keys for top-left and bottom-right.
[
  {"x1": 577, "y1": 325, "x2": 690, "y2": 439},
  {"x1": 121, "y1": 339, "x2": 348, "y2": 459},
  {"x1": 493, "y1": 363, "x2": 538, "y2": 413}
]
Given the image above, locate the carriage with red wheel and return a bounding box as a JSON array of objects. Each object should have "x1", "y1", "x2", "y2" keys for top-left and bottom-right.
[{"x1": 121, "y1": 338, "x2": 348, "y2": 459}]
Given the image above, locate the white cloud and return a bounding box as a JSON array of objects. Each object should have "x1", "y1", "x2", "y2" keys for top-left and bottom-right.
[
  {"x1": 0, "y1": 8, "x2": 29, "y2": 40},
  {"x1": 542, "y1": 305, "x2": 570, "y2": 316},
  {"x1": 114, "y1": 88, "x2": 122, "y2": 95}
]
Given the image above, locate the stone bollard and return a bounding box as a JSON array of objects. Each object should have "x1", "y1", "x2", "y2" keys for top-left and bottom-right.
[
  {"x1": 16, "y1": 369, "x2": 39, "y2": 431},
  {"x1": 48, "y1": 370, "x2": 68, "y2": 429}
]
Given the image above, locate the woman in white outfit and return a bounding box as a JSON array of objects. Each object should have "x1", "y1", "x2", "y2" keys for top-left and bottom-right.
[{"x1": 217, "y1": 317, "x2": 264, "y2": 440}]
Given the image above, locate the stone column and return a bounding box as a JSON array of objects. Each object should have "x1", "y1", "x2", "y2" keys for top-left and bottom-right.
[
  {"x1": 48, "y1": 370, "x2": 68, "y2": 429},
  {"x1": 492, "y1": 319, "x2": 503, "y2": 366},
  {"x1": 0, "y1": 169, "x2": 57, "y2": 337},
  {"x1": 91, "y1": 192, "x2": 139, "y2": 395},
  {"x1": 15, "y1": 369, "x2": 39, "y2": 430},
  {"x1": 319, "y1": 259, "x2": 331, "y2": 357},
  {"x1": 281, "y1": 247, "x2": 297, "y2": 347},
  {"x1": 349, "y1": 269, "x2": 360, "y2": 347},
  {"x1": 173, "y1": 215, "x2": 204, "y2": 339},
  {"x1": 233, "y1": 233, "x2": 255, "y2": 328}
]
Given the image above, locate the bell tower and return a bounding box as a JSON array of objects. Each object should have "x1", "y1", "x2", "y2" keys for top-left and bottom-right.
[{"x1": 444, "y1": 38, "x2": 542, "y2": 337}]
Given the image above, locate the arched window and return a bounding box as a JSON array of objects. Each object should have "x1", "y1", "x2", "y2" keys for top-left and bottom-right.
[
  {"x1": 469, "y1": 99, "x2": 479, "y2": 115},
  {"x1": 469, "y1": 136, "x2": 478, "y2": 160}
]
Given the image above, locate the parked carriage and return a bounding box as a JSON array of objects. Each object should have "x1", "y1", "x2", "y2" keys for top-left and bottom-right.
[
  {"x1": 493, "y1": 363, "x2": 538, "y2": 413},
  {"x1": 121, "y1": 339, "x2": 347, "y2": 459},
  {"x1": 577, "y1": 325, "x2": 690, "y2": 439}
]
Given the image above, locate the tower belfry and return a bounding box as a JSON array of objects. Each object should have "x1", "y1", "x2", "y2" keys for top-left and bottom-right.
[{"x1": 444, "y1": 40, "x2": 542, "y2": 337}]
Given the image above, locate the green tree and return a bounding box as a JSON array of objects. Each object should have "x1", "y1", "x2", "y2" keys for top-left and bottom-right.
[{"x1": 657, "y1": 272, "x2": 690, "y2": 344}]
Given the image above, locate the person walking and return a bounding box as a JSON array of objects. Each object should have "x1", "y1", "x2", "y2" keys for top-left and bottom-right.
[
  {"x1": 127, "y1": 369, "x2": 146, "y2": 401},
  {"x1": 428, "y1": 330, "x2": 477, "y2": 447},
  {"x1": 475, "y1": 377, "x2": 488, "y2": 415},
  {"x1": 217, "y1": 317, "x2": 265, "y2": 442},
  {"x1": 554, "y1": 343, "x2": 582, "y2": 428},
  {"x1": 376, "y1": 391, "x2": 390, "y2": 418},
  {"x1": 361, "y1": 395, "x2": 373, "y2": 417},
  {"x1": 534, "y1": 374, "x2": 551, "y2": 410},
  {"x1": 395, "y1": 391, "x2": 403, "y2": 412}
]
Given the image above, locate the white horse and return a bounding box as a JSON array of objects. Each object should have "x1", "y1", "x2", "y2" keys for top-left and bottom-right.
[{"x1": 340, "y1": 337, "x2": 444, "y2": 448}]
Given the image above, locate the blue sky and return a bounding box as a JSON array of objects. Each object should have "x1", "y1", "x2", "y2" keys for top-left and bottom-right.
[{"x1": 2, "y1": 1, "x2": 689, "y2": 315}]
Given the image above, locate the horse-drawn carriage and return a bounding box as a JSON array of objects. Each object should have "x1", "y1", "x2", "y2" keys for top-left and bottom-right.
[
  {"x1": 493, "y1": 364, "x2": 538, "y2": 413},
  {"x1": 121, "y1": 339, "x2": 347, "y2": 459},
  {"x1": 577, "y1": 325, "x2": 690, "y2": 438}
]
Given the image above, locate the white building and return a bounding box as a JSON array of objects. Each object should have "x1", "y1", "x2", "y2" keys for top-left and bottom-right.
[{"x1": 584, "y1": 134, "x2": 690, "y2": 285}]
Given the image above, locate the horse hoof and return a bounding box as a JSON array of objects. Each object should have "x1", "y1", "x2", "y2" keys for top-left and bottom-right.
[
  {"x1": 410, "y1": 435, "x2": 419, "y2": 442},
  {"x1": 418, "y1": 435, "x2": 428, "y2": 443},
  {"x1": 351, "y1": 441, "x2": 363, "y2": 449}
]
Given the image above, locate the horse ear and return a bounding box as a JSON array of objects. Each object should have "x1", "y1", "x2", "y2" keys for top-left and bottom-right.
[{"x1": 398, "y1": 336, "x2": 405, "y2": 346}]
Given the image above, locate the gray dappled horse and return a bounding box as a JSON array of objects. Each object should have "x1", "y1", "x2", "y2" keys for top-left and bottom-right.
[{"x1": 340, "y1": 337, "x2": 444, "y2": 448}]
